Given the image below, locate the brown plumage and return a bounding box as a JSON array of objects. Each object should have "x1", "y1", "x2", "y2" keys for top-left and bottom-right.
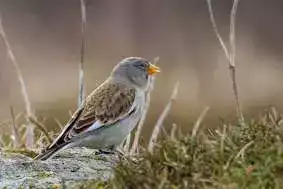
[{"x1": 35, "y1": 80, "x2": 136, "y2": 160}]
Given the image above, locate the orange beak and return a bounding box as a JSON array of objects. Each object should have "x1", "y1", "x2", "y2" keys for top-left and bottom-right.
[{"x1": 147, "y1": 63, "x2": 161, "y2": 75}]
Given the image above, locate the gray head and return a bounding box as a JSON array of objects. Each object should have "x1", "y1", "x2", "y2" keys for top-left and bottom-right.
[{"x1": 110, "y1": 57, "x2": 161, "y2": 90}]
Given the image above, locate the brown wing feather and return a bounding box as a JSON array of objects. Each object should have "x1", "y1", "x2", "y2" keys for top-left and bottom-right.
[{"x1": 48, "y1": 80, "x2": 136, "y2": 149}]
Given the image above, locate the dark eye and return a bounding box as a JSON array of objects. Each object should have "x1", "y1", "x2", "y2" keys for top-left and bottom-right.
[{"x1": 136, "y1": 63, "x2": 146, "y2": 70}]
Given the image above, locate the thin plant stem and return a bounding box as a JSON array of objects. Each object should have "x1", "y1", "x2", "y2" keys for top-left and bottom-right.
[
  {"x1": 122, "y1": 132, "x2": 132, "y2": 153},
  {"x1": 148, "y1": 81, "x2": 179, "y2": 153},
  {"x1": 229, "y1": 0, "x2": 244, "y2": 123},
  {"x1": 192, "y1": 106, "x2": 210, "y2": 138},
  {"x1": 0, "y1": 13, "x2": 35, "y2": 148},
  {"x1": 170, "y1": 123, "x2": 177, "y2": 141},
  {"x1": 28, "y1": 116, "x2": 53, "y2": 144},
  {"x1": 10, "y1": 106, "x2": 21, "y2": 148},
  {"x1": 78, "y1": 0, "x2": 87, "y2": 107},
  {"x1": 206, "y1": 0, "x2": 244, "y2": 123},
  {"x1": 206, "y1": 0, "x2": 230, "y2": 60},
  {"x1": 0, "y1": 14, "x2": 32, "y2": 117}
]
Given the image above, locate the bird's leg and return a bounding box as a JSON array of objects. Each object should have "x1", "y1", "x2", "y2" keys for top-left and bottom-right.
[{"x1": 95, "y1": 145, "x2": 116, "y2": 155}]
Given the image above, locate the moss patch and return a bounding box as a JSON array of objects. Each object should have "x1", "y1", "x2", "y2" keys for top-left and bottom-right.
[
  {"x1": 2, "y1": 148, "x2": 38, "y2": 158},
  {"x1": 86, "y1": 110, "x2": 283, "y2": 188}
]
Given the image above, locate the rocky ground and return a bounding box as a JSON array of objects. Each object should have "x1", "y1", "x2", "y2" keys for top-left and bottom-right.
[{"x1": 0, "y1": 148, "x2": 116, "y2": 188}]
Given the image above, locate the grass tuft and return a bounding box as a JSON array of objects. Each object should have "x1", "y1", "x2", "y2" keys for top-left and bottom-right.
[{"x1": 84, "y1": 109, "x2": 283, "y2": 189}]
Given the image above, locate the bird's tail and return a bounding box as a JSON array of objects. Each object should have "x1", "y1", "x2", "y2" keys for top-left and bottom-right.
[{"x1": 34, "y1": 144, "x2": 68, "y2": 161}]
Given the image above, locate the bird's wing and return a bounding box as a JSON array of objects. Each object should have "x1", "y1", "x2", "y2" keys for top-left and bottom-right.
[{"x1": 46, "y1": 81, "x2": 136, "y2": 149}]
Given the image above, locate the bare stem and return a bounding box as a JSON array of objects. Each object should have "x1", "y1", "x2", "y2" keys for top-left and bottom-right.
[
  {"x1": 28, "y1": 116, "x2": 53, "y2": 144},
  {"x1": 224, "y1": 140, "x2": 254, "y2": 170},
  {"x1": 78, "y1": 0, "x2": 87, "y2": 107},
  {"x1": 122, "y1": 132, "x2": 132, "y2": 153},
  {"x1": 229, "y1": 0, "x2": 244, "y2": 123},
  {"x1": 229, "y1": 65, "x2": 243, "y2": 122},
  {"x1": 0, "y1": 13, "x2": 35, "y2": 148},
  {"x1": 192, "y1": 106, "x2": 210, "y2": 138},
  {"x1": 170, "y1": 123, "x2": 177, "y2": 141},
  {"x1": 0, "y1": 14, "x2": 32, "y2": 117},
  {"x1": 229, "y1": 0, "x2": 239, "y2": 67},
  {"x1": 206, "y1": 0, "x2": 244, "y2": 123},
  {"x1": 206, "y1": 0, "x2": 230, "y2": 60},
  {"x1": 148, "y1": 81, "x2": 179, "y2": 153},
  {"x1": 10, "y1": 106, "x2": 21, "y2": 148}
]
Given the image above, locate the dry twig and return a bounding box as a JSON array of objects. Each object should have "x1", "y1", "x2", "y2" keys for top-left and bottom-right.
[
  {"x1": 9, "y1": 106, "x2": 21, "y2": 148},
  {"x1": 0, "y1": 13, "x2": 35, "y2": 148},
  {"x1": 206, "y1": 0, "x2": 244, "y2": 123},
  {"x1": 170, "y1": 123, "x2": 177, "y2": 141},
  {"x1": 122, "y1": 132, "x2": 132, "y2": 153},
  {"x1": 28, "y1": 116, "x2": 53, "y2": 144},
  {"x1": 148, "y1": 81, "x2": 179, "y2": 153},
  {"x1": 78, "y1": 0, "x2": 87, "y2": 107},
  {"x1": 192, "y1": 106, "x2": 210, "y2": 138}
]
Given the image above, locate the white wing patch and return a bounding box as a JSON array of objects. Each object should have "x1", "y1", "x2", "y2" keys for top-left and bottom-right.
[{"x1": 85, "y1": 120, "x2": 104, "y2": 132}]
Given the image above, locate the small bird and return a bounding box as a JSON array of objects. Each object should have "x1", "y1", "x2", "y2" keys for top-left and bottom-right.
[{"x1": 34, "y1": 57, "x2": 160, "y2": 160}]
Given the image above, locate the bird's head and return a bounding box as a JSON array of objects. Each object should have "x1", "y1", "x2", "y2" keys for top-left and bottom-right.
[{"x1": 111, "y1": 57, "x2": 161, "y2": 90}]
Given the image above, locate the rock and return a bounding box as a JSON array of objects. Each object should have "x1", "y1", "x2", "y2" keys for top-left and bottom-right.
[{"x1": 0, "y1": 148, "x2": 117, "y2": 188}]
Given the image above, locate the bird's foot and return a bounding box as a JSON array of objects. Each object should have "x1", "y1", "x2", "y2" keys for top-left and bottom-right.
[
  {"x1": 95, "y1": 149, "x2": 115, "y2": 155},
  {"x1": 95, "y1": 148, "x2": 126, "y2": 161}
]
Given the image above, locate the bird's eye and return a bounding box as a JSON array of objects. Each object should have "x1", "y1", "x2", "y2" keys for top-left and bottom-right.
[{"x1": 137, "y1": 63, "x2": 146, "y2": 70}]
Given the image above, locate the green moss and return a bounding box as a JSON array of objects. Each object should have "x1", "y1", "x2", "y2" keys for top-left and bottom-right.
[
  {"x1": 3, "y1": 148, "x2": 38, "y2": 158},
  {"x1": 86, "y1": 110, "x2": 283, "y2": 189},
  {"x1": 37, "y1": 171, "x2": 54, "y2": 178},
  {"x1": 76, "y1": 180, "x2": 109, "y2": 189}
]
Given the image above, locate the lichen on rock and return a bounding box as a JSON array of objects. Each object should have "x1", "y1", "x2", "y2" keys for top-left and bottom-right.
[{"x1": 0, "y1": 148, "x2": 117, "y2": 189}]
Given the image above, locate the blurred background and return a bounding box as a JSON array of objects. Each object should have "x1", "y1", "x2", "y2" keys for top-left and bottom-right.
[{"x1": 0, "y1": 0, "x2": 283, "y2": 137}]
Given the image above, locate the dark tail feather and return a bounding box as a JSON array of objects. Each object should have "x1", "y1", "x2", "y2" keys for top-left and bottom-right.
[{"x1": 34, "y1": 144, "x2": 67, "y2": 161}]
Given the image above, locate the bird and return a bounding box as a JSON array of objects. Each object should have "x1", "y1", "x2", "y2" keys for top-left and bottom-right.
[{"x1": 34, "y1": 57, "x2": 161, "y2": 160}]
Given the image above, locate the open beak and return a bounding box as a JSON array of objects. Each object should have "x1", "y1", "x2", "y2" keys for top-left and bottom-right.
[{"x1": 147, "y1": 63, "x2": 161, "y2": 75}]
